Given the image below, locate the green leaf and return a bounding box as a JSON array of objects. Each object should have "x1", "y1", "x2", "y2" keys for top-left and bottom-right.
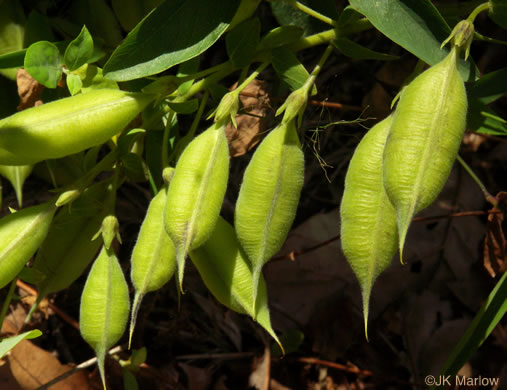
[
  {"x1": 468, "y1": 67, "x2": 507, "y2": 104},
  {"x1": 189, "y1": 217, "x2": 283, "y2": 352},
  {"x1": 226, "y1": 18, "x2": 260, "y2": 68},
  {"x1": 0, "y1": 330, "x2": 43, "y2": 359},
  {"x1": 349, "y1": 0, "x2": 477, "y2": 81},
  {"x1": 258, "y1": 25, "x2": 304, "y2": 50},
  {"x1": 177, "y1": 57, "x2": 200, "y2": 95},
  {"x1": 333, "y1": 37, "x2": 399, "y2": 60},
  {"x1": 66, "y1": 73, "x2": 83, "y2": 95},
  {"x1": 468, "y1": 98, "x2": 507, "y2": 135},
  {"x1": 24, "y1": 41, "x2": 62, "y2": 88},
  {"x1": 118, "y1": 128, "x2": 146, "y2": 156},
  {"x1": 64, "y1": 25, "x2": 94, "y2": 71},
  {"x1": 0, "y1": 165, "x2": 33, "y2": 207},
  {"x1": 270, "y1": 0, "x2": 337, "y2": 36},
  {"x1": 167, "y1": 99, "x2": 199, "y2": 114},
  {"x1": 0, "y1": 41, "x2": 69, "y2": 71},
  {"x1": 271, "y1": 46, "x2": 316, "y2": 94},
  {"x1": 0, "y1": 0, "x2": 25, "y2": 80},
  {"x1": 103, "y1": 0, "x2": 241, "y2": 81},
  {"x1": 336, "y1": 5, "x2": 363, "y2": 29},
  {"x1": 24, "y1": 10, "x2": 55, "y2": 47},
  {"x1": 122, "y1": 368, "x2": 139, "y2": 390},
  {"x1": 434, "y1": 272, "x2": 507, "y2": 387},
  {"x1": 121, "y1": 153, "x2": 148, "y2": 182},
  {"x1": 68, "y1": 0, "x2": 123, "y2": 49},
  {"x1": 489, "y1": 0, "x2": 507, "y2": 28},
  {"x1": 112, "y1": 0, "x2": 163, "y2": 32},
  {"x1": 73, "y1": 64, "x2": 119, "y2": 92}
]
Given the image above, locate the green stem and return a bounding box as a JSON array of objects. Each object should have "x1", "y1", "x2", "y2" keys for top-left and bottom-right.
[
  {"x1": 177, "y1": 61, "x2": 233, "y2": 84},
  {"x1": 161, "y1": 111, "x2": 176, "y2": 168},
  {"x1": 307, "y1": 44, "x2": 334, "y2": 85},
  {"x1": 167, "y1": 91, "x2": 210, "y2": 164},
  {"x1": 178, "y1": 62, "x2": 236, "y2": 102},
  {"x1": 287, "y1": 0, "x2": 334, "y2": 26},
  {"x1": 467, "y1": 2, "x2": 490, "y2": 23},
  {"x1": 175, "y1": 21, "x2": 372, "y2": 102},
  {"x1": 473, "y1": 31, "x2": 507, "y2": 45},
  {"x1": 236, "y1": 61, "x2": 269, "y2": 93},
  {"x1": 0, "y1": 279, "x2": 17, "y2": 329},
  {"x1": 456, "y1": 155, "x2": 498, "y2": 207}
]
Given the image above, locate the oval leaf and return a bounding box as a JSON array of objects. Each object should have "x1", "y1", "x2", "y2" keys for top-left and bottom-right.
[
  {"x1": 226, "y1": 18, "x2": 260, "y2": 68},
  {"x1": 103, "y1": 0, "x2": 240, "y2": 81},
  {"x1": 24, "y1": 41, "x2": 62, "y2": 88},
  {"x1": 349, "y1": 0, "x2": 476, "y2": 81},
  {"x1": 64, "y1": 25, "x2": 94, "y2": 71},
  {"x1": 0, "y1": 330, "x2": 43, "y2": 359}
]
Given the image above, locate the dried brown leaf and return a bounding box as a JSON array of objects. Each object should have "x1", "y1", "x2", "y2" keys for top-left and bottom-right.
[
  {"x1": 8, "y1": 340, "x2": 90, "y2": 390},
  {"x1": 16, "y1": 69, "x2": 44, "y2": 111},
  {"x1": 226, "y1": 80, "x2": 269, "y2": 157},
  {"x1": 483, "y1": 192, "x2": 507, "y2": 277}
]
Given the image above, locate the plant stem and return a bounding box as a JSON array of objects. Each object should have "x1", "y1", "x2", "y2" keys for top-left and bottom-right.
[
  {"x1": 467, "y1": 2, "x2": 490, "y2": 23},
  {"x1": 161, "y1": 111, "x2": 176, "y2": 168},
  {"x1": 287, "y1": 0, "x2": 334, "y2": 26},
  {"x1": 178, "y1": 62, "x2": 236, "y2": 102},
  {"x1": 235, "y1": 62, "x2": 269, "y2": 93},
  {"x1": 456, "y1": 155, "x2": 498, "y2": 207},
  {"x1": 0, "y1": 279, "x2": 17, "y2": 329},
  {"x1": 176, "y1": 20, "x2": 372, "y2": 101}
]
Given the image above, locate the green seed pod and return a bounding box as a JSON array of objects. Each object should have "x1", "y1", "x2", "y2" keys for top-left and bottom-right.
[
  {"x1": 383, "y1": 47, "x2": 467, "y2": 259},
  {"x1": 164, "y1": 122, "x2": 229, "y2": 291},
  {"x1": 340, "y1": 115, "x2": 398, "y2": 340},
  {"x1": 189, "y1": 216, "x2": 283, "y2": 352},
  {"x1": 235, "y1": 120, "x2": 304, "y2": 316},
  {"x1": 0, "y1": 200, "x2": 57, "y2": 289},
  {"x1": 0, "y1": 89, "x2": 154, "y2": 166},
  {"x1": 129, "y1": 185, "x2": 176, "y2": 346},
  {"x1": 30, "y1": 180, "x2": 114, "y2": 301},
  {"x1": 80, "y1": 245, "x2": 130, "y2": 389},
  {"x1": 0, "y1": 165, "x2": 33, "y2": 207}
]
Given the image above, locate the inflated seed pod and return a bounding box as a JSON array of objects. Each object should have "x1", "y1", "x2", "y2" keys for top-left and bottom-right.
[
  {"x1": 129, "y1": 185, "x2": 176, "y2": 346},
  {"x1": 80, "y1": 245, "x2": 130, "y2": 389},
  {"x1": 164, "y1": 122, "x2": 229, "y2": 291},
  {"x1": 0, "y1": 89, "x2": 154, "y2": 166},
  {"x1": 340, "y1": 115, "x2": 398, "y2": 339},
  {"x1": 383, "y1": 47, "x2": 467, "y2": 258},
  {"x1": 235, "y1": 120, "x2": 304, "y2": 316},
  {"x1": 189, "y1": 216, "x2": 283, "y2": 352},
  {"x1": 27, "y1": 180, "x2": 114, "y2": 320},
  {"x1": 0, "y1": 200, "x2": 57, "y2": 289},
  {"x1": 0, "y1": 165, "x2": 33, "y2": 207}
]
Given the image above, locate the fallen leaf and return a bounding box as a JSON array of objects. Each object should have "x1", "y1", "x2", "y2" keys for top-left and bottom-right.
[
  {"x1": 179, "y1": 362, "x2": 212, "y2": 390},
  {"x1": 483, "y1": 192, "x2": 507, "y2": 277},
  {"x1": 226, "y1": 80, "x2": 269, "y2": 157},
  {"x1": 8, "y1": 339, "x2": 90, "y2": 390},
  {"x1": 16, "y1": 69, "x2": 44, "y2": 111}
]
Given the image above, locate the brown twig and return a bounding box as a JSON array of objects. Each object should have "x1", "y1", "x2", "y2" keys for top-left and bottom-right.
[
  {"x1": 297, "y1": 357, "x2": 423, "y2": 387},
  {"x1": 272, "y1": 209, "x2": 502, "y2": 262},
  {"x1": 238, "y1": 90, "x2": 362, "y2": 111},
  {"x1": 16, "y1": 280, "x2": 80, "y2": 330},
  {"x1": 175, "y1": 351, "x2": 255, "y2": 360},
  {"x1": 298, "y1": 357, "x2": 373, "y2": 376}
]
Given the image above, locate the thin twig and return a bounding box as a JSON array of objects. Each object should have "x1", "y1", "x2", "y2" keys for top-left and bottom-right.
[
  {"x1": 35, "y1": 345, "x2": 123, "y2": 390},
  {"x1": 272, "y1": 210, "x2": 501, "y2": 262},
  {"x1": 16, "y1": 280, "x2": 80, "y2": 330},
  {"x1": 175, "y1": 351, "x2": 255, "y2": 360}
]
